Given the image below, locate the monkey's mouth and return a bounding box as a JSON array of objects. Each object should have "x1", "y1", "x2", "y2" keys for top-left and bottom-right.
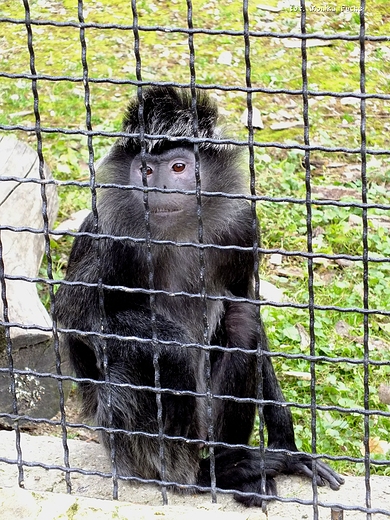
[{"x1": 150, "y1": 208, "x2": 184, "y2": 215}]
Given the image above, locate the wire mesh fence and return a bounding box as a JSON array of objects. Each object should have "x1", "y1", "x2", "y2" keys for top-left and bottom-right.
[{"x1": 0, "y1": 1, "x2": 390, "y2": 518}]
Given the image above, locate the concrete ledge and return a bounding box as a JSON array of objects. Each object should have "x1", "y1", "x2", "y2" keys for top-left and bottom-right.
[
  {"x1": 0, "y1": 431, "x2": 389, "y2": 519},
  {"x1": 0, "y1": 487, "x2": 252, "y2": 520}
]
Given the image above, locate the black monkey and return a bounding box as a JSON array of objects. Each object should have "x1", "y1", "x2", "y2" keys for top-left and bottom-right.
[{"x1": 55, "y1": 86, "x2": 344, "y2": 506}]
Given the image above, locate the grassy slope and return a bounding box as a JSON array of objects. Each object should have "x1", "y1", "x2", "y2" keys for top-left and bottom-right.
[{"x1": 1, "y1": 0, "x2": 390, "y2": 475}]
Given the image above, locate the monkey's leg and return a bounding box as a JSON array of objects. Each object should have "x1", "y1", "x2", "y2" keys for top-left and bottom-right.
[{"x1": 93, "y1": 327, "x2": 201, "y2": 488}]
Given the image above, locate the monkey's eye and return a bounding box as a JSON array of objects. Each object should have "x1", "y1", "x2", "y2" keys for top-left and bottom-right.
[
  {"x1": 172, "y1": 162, "x2": 186, "y2": 173},
  {"x1": 139, "y1": 166, "x2": 153, "y2": 175}
]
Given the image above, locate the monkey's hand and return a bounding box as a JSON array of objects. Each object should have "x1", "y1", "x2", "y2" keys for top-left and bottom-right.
[{"x1": 161, "y1": 392, "x2": 196, "y2": 438}]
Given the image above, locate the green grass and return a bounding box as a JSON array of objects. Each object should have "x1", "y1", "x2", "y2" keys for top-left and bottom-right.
[{"x1": 1, "y1": 0, "x2": 390, "y2": 477}]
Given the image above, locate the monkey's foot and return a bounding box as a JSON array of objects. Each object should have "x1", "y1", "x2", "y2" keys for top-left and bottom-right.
[
  {"x1": 282, "y1": 450, "x2": 345, "y2": 491},
  {"x1": 198, "y1": 447, "x2": 344, "y2": 508}
]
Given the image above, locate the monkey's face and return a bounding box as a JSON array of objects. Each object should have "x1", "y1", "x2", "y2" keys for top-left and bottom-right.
[
  {"x1": 98, "y1": 143, "x2": 236, "y2": 240},
  {"x1": 129, "y1": 147, "x2": 198, "y2": 219}
]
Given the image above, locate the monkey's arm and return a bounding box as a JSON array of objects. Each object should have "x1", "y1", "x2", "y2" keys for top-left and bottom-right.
[
  {"x1": 215, "y1": 218, "x2": 344, "y2": 499},
  {"x1": 55, "y1": 213, "x2": 117, "y2": 386}
]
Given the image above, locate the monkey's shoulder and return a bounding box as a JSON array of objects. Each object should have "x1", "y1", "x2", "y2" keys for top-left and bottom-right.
[{"x1": 209, "y1": 203, "x2": 257, "y2": 248}]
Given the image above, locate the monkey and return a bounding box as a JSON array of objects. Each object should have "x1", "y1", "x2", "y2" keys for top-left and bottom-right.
[{"x1": 55, "y1": 86, "x2": 344, "y2": 506}]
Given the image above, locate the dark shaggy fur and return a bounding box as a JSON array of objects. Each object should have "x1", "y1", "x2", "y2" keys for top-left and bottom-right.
[{"x1": 122, "y1": 86, "x2": 219, "y2": 153}]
